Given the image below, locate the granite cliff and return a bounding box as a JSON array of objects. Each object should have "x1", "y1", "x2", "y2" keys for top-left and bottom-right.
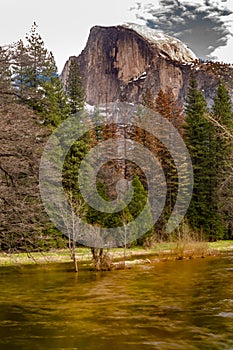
[{"x1": 62, "y1": 24, "x2": 233, "y2": 106}]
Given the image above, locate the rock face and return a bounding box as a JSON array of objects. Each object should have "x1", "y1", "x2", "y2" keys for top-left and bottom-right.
[{"x1": 62, "y1": 24, "x2": 233, "y2": 106}]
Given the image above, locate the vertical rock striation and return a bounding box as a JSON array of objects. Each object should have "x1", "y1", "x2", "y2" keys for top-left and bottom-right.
[{"x1": 62, "y1": 24, "x2": 233, "y2": 106}]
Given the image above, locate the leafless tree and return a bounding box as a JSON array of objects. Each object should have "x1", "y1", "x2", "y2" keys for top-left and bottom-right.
[{"x1": 0, "y1": 103, "x2": 51, "y2": 251}]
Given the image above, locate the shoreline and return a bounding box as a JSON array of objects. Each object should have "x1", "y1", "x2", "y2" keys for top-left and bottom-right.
[{"x1": 0, "y1": 240, "x2": 233, "y2": 268}]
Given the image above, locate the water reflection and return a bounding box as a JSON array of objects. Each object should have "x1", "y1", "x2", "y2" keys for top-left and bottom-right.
[{"x1": 0, "y1": 255, "x2": 233, "y2": 350}]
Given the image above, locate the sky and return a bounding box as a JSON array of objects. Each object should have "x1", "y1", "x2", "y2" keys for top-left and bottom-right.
[{"x1": 1, "y1": 0, "x2": 233, "y2": 72}]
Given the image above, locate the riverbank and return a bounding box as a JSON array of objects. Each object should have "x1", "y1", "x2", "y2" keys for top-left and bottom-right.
[{"x1": 0, "y1": 240, "x2": 233, "y2": 268}]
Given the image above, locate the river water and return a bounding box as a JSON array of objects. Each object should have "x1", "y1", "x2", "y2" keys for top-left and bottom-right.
[{"x1": 0, "y1": 254, "x2": 233, "y2": 350}]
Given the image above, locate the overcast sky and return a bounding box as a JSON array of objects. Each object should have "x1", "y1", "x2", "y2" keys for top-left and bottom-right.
[
  {"x1": 1, "y1": 0, "x2": 232, "y2": 72},
  {"x1": 132, "y1": 0, "x2": 233, "y2": 61}
]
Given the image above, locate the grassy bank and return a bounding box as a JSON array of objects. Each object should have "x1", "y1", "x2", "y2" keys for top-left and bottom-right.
[{"x1": 0, "y1": 240, "x2": 233, "y2": 268}]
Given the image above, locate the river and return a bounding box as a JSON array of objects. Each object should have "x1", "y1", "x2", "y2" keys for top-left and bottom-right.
[{"x1": 0, "y1": 254, "x2": 233, "y2": 350}]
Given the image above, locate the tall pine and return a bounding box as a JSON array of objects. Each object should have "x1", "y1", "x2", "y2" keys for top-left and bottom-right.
[
  {"x1": 184, "y1": 79, "x2": 224, "y2": 240},
  {"x1": 12, "y1": 23, "x2": 70, "y2": 126},
  {"x1": 127, "y1": 175, "x2": 154, "y2": 246},
  {"x1": 212, "y1": 81, "x2": 233, "y2": 238},
  {"x1": 66, "y1": 58, "x2": 85, "y2": 114}
]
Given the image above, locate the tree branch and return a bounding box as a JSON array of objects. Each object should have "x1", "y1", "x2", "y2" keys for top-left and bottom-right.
[{"x1": 206, "y1": 114, "x2": 233, "y2": 139}]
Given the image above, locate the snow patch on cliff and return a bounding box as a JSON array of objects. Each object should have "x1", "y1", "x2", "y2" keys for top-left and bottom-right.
[{"x1": 123, "y1": 23, "x2": 197, "y2": 63}]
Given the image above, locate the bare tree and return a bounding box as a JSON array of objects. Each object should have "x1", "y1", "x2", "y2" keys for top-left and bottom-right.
[
  {"x1": 58, "y1": 193, "x2": 87, "y2": 272},
  {"x1": 0, "y1": 103, "x2": 52, "y2": 251}
]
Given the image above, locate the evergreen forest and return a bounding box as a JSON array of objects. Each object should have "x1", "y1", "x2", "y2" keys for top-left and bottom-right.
[{"x1": 1, "y1": 23, "x2": 233, "y2": 260}]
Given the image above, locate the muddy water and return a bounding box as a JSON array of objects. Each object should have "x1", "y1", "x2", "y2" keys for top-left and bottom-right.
[{"x1": 0, "y1": 255, "x2": 233, "y2": 350}]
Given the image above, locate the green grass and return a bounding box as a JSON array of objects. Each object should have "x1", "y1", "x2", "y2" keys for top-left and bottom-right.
[
  {"x1": 0, "y1": 241, "x2": 233, "y2": 267},
  {"x1": 0, "y1": 248, "x2": 92, "y2": 266},
  {"x1": 208, "y1": 240, "x2": 233, "y2": 251}
]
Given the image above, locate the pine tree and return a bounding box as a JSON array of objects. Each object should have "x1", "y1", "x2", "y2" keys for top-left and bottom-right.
[
  {"x1": 40, "y1": 53, "x2": 70, "y2": 126},
  {"x1": 12, "y1": 23, "x2": 51, "y2": 110},
  {"x1": 12, "y1": 23, "x2": 70, "y2": 126},
  {"x1": 66, "y1": 58, "x2": 85, "y2": 114},
  {"x1": 41, "y1": 76, "x2": 70, "y2": 127},
  {"x1": 62, "y1": 128, "x2": 91, "y2": 199},
  {"x1": 85, "y1": 181, "x2": 110, "y2": 226},
  {"x1": 155, "y1": 87, "x2": 184, "y2": 131},
  {"x1": 212, "y1": 81, "x2": 233, "y2": 127},
  {"x1": 25, "y1": 22, "x2": 53, "y2": 88},
  {"x1": 127, "y1": 175, "x2": 154, "y2": 245},
  {"x1": 153, "y1": 88, "x2": 185, "y2": 234},
  {"x1": 184, "y1": 79, "x2": 224, "y2": 240},
  {"x1": 212, "y1": 81, "x2": 233, "y2": 238}
]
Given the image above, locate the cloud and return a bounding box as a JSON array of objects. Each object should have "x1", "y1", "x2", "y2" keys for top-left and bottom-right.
[{"x1": 131, "y1": 0, "x2": 233, "y2": 59}]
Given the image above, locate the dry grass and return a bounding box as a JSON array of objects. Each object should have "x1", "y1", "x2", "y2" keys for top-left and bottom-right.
[
  {"x1": 172, "y1": 239, "x2": 210, "y2": 260},
  {"x1": 170, "y1": 222, "x2": 211, "y2": 260}
]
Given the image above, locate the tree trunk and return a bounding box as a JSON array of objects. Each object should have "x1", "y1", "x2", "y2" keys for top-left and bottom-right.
[{"x1": 71, "y1": 240, "x2": 78, "y2": 272}]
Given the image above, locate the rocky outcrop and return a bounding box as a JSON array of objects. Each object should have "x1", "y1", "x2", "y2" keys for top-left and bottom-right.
[{"x1": 62, "y1": 24, "x2": 233, "y2": 106}]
